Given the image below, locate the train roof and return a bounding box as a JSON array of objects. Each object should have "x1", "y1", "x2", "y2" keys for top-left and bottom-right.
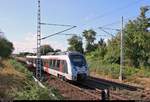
[{"x1": 26, "y1": 51, "x2": 83, "y2": 59}]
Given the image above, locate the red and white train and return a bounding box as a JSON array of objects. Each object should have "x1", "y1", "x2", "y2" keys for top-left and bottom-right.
[{"x1": 26, "y1": 51, "x2": 89, "y2": 81}]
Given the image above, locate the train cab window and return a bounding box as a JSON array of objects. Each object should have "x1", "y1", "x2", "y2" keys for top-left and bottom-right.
[{"x1": 69, "y1": 54, "x2": 86, "y2": 67}]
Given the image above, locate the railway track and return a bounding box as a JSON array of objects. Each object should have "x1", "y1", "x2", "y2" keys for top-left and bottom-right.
[
  {"x1": 37, "y1": 71, "x2": 101, "y2": 100},
  {"x1": 80, "y1": 78, "x2": 127, "y2": 100},
  {"x1": 21, "y1": 62, "x2": 101, "y2": 100},
  {"x1": 80, "y1": 77, "x2": 144, "y2": 100},
  {"x1": 89, "y1": 76, "x2": 144, "y2": 91},
  {"x1": 16, "y1": 57, "x2": 142, "y2": 100},
  {"x1": 71, "y1": 79, "x2": 127, "y2": 100},
  {"x1": 35, "y1": 70, "x2": 127, "y2": 100}
]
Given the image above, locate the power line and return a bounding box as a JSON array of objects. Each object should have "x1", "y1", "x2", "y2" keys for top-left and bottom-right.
[
  {"x1": 41, "y1": 26, "x2": 77, "y2": 40},
  {"x1": 101, "y1": 16, "x2": 137, "y2": 27},
  {"x1": 78, "y1": 0, "x2": 142, "y2": 27},
  {"x1": 99, "y1": 27, "x2": 120, "y2": 31},
  {"x1": 98, "y1": 27, "x2": 115, "y2": 38},
  {"x1": 101, "y1": 20, "x2": 121, "y2": 27},
  {"x1": 40, "y1": 23, "x2": 75, "y2": 27},
  {"x1": 91, "y1": 0, "x2": 141, "y2": 20}
]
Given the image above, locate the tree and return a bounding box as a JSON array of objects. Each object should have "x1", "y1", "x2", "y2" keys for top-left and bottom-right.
[
  {"x1": 18, "y1": 52, "x2": 35, "y2": 57},
  {"x1": 103, "y1": 6, "x2": 150, "y2": 67},
  {"x1": 0, "y1": 37, "x2": 14, "y2": 58},
  {"x1": 97, "y1": 38, "x2": 107, "y2": 59},
  {"x1": 54, "y1": 49, "x2": 61, "y2": 53},
  {"x1": 104, "y1": 35, "x2": 120, "y2": 64},
  {"x1": 40, "y1": 44, "x2": 54, "y2": 55},
  {"x1": 89, "y1": 38, "x2": 107, "y2": 60},
  {"x1": 124, "y1": 6, "x2": 150, "y2": 67},
  {"x1": 83, "y1": 29, "x2": 96, "y2": 52},
  {"x1": 67, "y1": 35, "x2": 84, "y2": 53}
]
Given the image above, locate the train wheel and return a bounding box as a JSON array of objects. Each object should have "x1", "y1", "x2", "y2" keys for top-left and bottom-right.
[
  {"x1": 62, "y1": 76, "x2": 66, "y2": 81},
  {"x1": 57, "y1": 74, "x2": 60, "y2": 78}
]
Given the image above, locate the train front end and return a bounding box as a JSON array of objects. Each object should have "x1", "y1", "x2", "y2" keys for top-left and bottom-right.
[{"x1": 69, "y1": 53, "x2": 89, "y2": 81}]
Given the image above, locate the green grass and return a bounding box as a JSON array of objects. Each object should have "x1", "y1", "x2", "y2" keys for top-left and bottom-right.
[
  {"x1": 9, "y1": 59, "x2": 33, "y2": 79},
  {"x1": 9, "y1": 59, "x2": 64, "y2": 100},
  {"x1": 87, "y1": 57, "x2": 150, "y2": 79}
]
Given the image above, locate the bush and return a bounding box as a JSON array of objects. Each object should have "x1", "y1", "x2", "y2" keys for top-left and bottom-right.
[
  {"x1": 9, "y1": 59, "x2": 63, "y2": 100},
  {"x1": 0, "y1": 37, "x2": 14, "y2": 58},
  {"x1": 87, "y1": 57, "x2": 150, "y2": 79},
  {"x1": 15, "y1": 83, "x2": 59, "y2": 100},
  {"x1": 9, "y1": 59, "x2": 33, "y2": 79}
]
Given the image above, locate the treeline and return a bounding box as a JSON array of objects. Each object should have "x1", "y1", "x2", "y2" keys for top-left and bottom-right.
[
  {"x1": 67, "y1": 6, "x2": 150, "y2": 68},
  {"x1": 17, "y1": 45, "x2": 61, "y2": 57}
]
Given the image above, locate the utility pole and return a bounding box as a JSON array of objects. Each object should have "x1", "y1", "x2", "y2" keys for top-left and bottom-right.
[
  {"x1": 119, "y1": 16, "x2": 124, "y2": 81},
  {"x1": 36, "y1": 0, "x2": 42, "y2": 80}
]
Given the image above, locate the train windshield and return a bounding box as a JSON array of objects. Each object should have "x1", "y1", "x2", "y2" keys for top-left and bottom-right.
[{"x1": 69, "y1": 54, "x2": 86, "y2": 67}]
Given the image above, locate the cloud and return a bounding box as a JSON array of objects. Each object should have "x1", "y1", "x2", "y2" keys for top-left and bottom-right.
[{"x1": 13, "y1": 32, "x2": 66, "y2": 54}]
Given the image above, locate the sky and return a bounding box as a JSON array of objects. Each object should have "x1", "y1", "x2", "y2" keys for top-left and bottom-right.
[{"x1": 0, "y1": 0, "x2": 149, "y2": 54}]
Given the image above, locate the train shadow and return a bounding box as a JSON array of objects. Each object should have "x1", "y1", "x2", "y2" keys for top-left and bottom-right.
[
  {"x1": 68, "y1": 80, "x2": 95, "y2": 90},
  {"x1": 89, "y1": 76, "x2": 144, "y2": 91}
]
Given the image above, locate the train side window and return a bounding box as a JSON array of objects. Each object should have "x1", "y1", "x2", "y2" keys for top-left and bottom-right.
[
  {"x1": 53, "y1": 60, "x2": 56, "y2": 70},
  {"x1": 33, "y1": 59, "x2": 36, "y2": 64},
  {"x1": 45, "y1": 60, "x2": 47, "y2": 66},
  {"x1": 43, "y1": 60, "x2": 44, "y2": 66},
  {"x1": 51, "y1": 59, "x2": 54, "y2": 69},
  {"x1": 45, "y1": 60, "x2": 48, "y2": 67},
  {"x1": 56, "y1": 60, "x2": 60, "y2": 71},
  {"x1": 49, "y1": 59, "x2": 52, "y2": 69},
  {"x1": 31, "y1": 58, "x2": 33, "y2": 63},
  {"x1": 62, "y1": 60, "x2": 68, "y2": 74},
  {"x1": 28, "y1": 58, "x2": 30, "y2": 62},
  {"x1": 42, "y1": 59, "x2": 45, "y2": 67}
]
